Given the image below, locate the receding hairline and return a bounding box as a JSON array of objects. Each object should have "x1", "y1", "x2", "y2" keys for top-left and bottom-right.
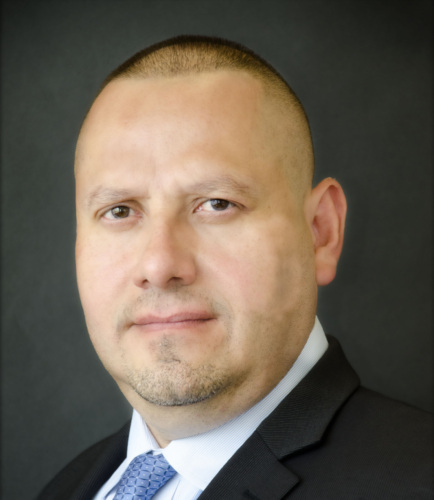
[
  {"x1": 77, "y1": 35, "x2": 314, "y2": 188},
  {"x1": 103, "y1": 36, "x2": 299, "y2": 99}
]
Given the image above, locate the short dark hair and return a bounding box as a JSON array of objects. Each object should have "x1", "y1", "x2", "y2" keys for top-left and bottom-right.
[
  {"x1": 102, "y1": 35, "x2": 305, "y2": 115},
  {"x1": 80, "y1": 35, "x2": 314, "y2": 186}
]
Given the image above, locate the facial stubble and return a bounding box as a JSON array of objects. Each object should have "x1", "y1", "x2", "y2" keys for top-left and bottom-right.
[{"x1": 121, "y1": 332, "x2": 240, "y2": 407}]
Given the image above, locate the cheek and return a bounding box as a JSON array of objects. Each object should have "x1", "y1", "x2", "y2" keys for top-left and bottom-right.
[
  {"x1": 203, "y1": 220, "x2": 310, "y2": 316},
  {"x1": 76, "y1": 231, "x2": 132, "y2": 325}
]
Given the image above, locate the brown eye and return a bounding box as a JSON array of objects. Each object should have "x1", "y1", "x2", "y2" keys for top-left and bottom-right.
[
  {"x1": 110, "y1": 206, "x2": 130, "y2": 218},
  {"x1": 209, "y1": 199, "x2": 231, "y2": 211}
]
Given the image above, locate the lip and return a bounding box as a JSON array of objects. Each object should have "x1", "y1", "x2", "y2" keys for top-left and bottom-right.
[{"x1": 131, "y1": 311, "x2": 215, "y2": 332}]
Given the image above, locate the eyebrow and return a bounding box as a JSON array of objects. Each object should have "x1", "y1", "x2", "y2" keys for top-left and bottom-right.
[
  {"x1": 85, "y1": 175, "x2": 257, "y2": 210},
  {"x1": 86, "y1": 187, "x2": 135, "y2": 210},
  {"x1": 188, "y1": 175, "x2": 256, "y2": 198}
]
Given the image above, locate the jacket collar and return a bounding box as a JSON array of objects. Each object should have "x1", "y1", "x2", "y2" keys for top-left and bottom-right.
[
  {"x1": 259, "y1": 336, "x2": 360, "y2": 458},
  {"x1": 199, "y1": 336, "x2": 360, "y2": 499}
]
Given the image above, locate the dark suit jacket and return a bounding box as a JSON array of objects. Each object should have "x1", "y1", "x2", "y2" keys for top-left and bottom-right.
[{"x1": 37, "y1": 337, "x2": 433, "y2": 499}]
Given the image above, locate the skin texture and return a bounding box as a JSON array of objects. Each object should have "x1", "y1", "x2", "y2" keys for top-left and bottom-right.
[{"x1": 75, "y1": 70, "x2": 346, "y2": 446}]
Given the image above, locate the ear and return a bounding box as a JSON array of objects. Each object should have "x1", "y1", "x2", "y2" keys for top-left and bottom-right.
[{"x1": 306, "y1": 178, "x2": 347, "y2": 286}]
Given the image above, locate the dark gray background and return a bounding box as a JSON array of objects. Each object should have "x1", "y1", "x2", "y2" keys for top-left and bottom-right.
[{"x1": 1, "y1": 0, "x2": 432, "y2": 498}]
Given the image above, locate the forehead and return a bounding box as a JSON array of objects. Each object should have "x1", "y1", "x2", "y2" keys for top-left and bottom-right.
[
  {"x1": 76, "y1": 70, "x2": 286, "y2": 174},
  {"x1": 74, "y1": 69, "x2": 304, "y2": 207},
  {"x1": 84, "y1": 70, "x2": 266, "y2": 133}
]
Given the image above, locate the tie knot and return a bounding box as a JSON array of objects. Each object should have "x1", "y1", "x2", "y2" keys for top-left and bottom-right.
[{"x1": 114, "y1": 452, "x2": 176, "y2": 500}]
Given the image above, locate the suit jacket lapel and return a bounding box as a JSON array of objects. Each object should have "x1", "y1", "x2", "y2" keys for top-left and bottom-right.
[
  {"x1": 198, "y1": 432, "x2": 299, "y2": 500},
  {"x1": 70, "y1": 423, "x2": 129, "y2": 500},
  {"x1": 200, "y1": 336, "x2": 360, "y2": 499},
  {"x1": 258, "y1": 336, "x2": 360, "y2": 459}
]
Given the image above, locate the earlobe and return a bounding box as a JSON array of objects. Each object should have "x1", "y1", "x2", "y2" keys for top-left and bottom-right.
[{"x1": 308, "y1": 178, "x2": 347, "y2": 286}]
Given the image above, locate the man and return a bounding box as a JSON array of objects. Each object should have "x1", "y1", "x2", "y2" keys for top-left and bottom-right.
[{"x1": 38, "y1": 36, "x2": 432, "y2": 499}]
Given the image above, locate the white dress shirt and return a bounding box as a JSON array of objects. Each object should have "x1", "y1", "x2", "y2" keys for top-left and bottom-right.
[{"x1": 94, "y1": 317, "x2": 328, "y2": 500}]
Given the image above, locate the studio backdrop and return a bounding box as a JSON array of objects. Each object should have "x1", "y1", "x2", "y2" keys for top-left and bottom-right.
[{"x1": 1, "y1": 1, "x2": 432, "y2": 498}]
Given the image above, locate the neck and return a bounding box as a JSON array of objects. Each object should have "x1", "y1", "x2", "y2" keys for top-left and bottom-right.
[{"x1": 118, "y1": 364, "x2": 292, "y2": 447}]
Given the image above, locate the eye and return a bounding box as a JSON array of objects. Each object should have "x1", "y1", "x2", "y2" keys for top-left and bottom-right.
[
  {"x1": 103, "y1": 206, "x2": 132, "y2": 219},
  {"x1": 199, "y1": 199, "x2": 235, "y2": 212}
]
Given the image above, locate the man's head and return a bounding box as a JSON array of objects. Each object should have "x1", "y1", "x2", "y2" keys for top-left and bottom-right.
[{"x1": 75, "y1": 36, "x2": 346, "y2": 444}]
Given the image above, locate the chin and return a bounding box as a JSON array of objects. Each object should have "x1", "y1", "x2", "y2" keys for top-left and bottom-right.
[{"x1": 123, "y1": 360, "x2": 236, "y2": 408}]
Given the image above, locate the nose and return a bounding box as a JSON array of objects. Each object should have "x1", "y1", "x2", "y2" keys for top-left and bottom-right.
[{"x1": 132, "y1": 221, "x2": 197, "y2": 290}]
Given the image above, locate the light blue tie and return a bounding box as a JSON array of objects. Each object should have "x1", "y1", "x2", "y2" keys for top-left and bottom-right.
[{"x1": 114, "y1": 452, "x2": 176, "y2": 500}]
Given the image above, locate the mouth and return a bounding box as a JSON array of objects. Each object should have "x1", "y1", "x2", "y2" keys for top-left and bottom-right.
[{"x1": 131, "y1": 311, "x2": 215, "y2": 332}]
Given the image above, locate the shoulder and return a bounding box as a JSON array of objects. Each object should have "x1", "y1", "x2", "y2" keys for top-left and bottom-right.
[
  {"x1": 328, "y1": 386, "x2": 432, "y2": 458},
  {"x1": 205, "y1": 337, "x2": 432, "y2": 499},
  {"x1": 343, "y1": 385, "x2": 431, "y2": 430},
  {"x1": 285, "y1": 387, "x2": 433, "y2": 498},
  {"x1": 36, "y1": 423, "x2": 129, "y2": 500},
  {"x1": 254, "y1": 336, "x2": 433, "y2": 498}
]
